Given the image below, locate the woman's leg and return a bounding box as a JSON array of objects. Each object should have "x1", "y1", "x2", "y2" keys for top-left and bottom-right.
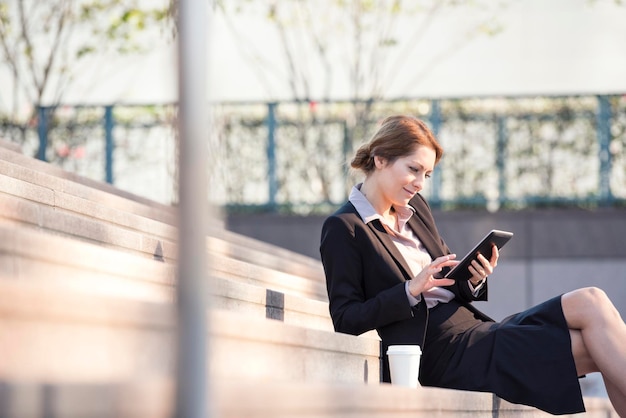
[
  {"x1": 563, "y1": 287, "x2": 626, "y2": 414},
  {"x1": 569, "y1": 329, "x2": 597, "y2": 375},
  {"x1": 603, "y1": 375, "x2": 626, "y2": 416},
  {"x1": 571, "y1": 328, "x2": 626, "y2": 413}
]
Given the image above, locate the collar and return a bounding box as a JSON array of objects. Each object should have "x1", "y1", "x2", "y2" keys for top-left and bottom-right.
[{"x1": 349, "y1": 183, "x2": 415, "y2": 227}]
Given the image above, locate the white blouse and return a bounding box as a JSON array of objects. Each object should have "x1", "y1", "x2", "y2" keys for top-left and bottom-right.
[{"x1": 349, "y1": 185, "x2": 455, "y2": 309}]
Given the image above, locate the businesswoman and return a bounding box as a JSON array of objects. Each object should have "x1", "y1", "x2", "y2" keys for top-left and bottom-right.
[{"x1": 320, "y1": 115, "x2": 626, "y2": 415}]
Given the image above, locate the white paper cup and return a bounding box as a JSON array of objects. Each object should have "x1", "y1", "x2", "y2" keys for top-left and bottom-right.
[{"x1": 386, "y1": 345, "x2": 422, "y2": 388}]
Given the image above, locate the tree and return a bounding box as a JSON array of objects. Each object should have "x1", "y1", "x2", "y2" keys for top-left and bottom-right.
[
  {"x1": 0, "y1": 0, "x2": 171, "y2": 142},
  {"x1": 215, "y1": 0, "x2": 505, "y2": 206}
]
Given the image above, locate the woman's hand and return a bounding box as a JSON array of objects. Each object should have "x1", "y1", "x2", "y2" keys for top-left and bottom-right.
[
  {"x1": 468, "y1": 244, "x2": 499, "y2": 286},
  {"x1": 407, "y1": 254, "x2": 459, "y2": 297}
]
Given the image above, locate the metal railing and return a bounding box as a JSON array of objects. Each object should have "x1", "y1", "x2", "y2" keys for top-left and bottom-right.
[{"x1": 1, "y1": 94, "x2": 624, "y2": 212}]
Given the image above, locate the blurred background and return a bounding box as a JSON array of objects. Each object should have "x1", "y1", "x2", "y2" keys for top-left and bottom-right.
[
  {"x1": 1, "y1": 0, "x2": 625, "y2": 210},
  {"x1": 1, "y1": 0, "x2": 625, "y2": 399}
]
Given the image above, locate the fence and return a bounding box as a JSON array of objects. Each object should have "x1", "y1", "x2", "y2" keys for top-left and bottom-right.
[{"x1": 0, "y1": 94, "x2": 624, "y2": 212}]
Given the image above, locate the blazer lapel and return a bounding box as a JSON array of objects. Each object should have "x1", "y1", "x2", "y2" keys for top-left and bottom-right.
[
  {"x1": 366, "y1": 220, "x2": 414, "y2": 282},
  {"x1": 407, "y1": 214, "x2": 445, "y2": 259},
  {"x1": 409, "y1": 197, "x2": 447, "y2": 259}
]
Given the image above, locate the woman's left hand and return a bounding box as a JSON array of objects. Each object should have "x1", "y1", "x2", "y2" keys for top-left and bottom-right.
[{"x1": 468, "y1": 244, "x2": 499, "y2": 286}]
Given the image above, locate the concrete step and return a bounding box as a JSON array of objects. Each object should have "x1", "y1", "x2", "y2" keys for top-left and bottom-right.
[
  {"x1": 0, "y1": 151, "x2": 326, "y2": 289},
  {"x1": 0, "y1": 191, "x2": 327, "y2": 299},
  {"x1": 212, "y1": 278, "x2": 334, "y2": 332},
  {"x1": 0, "y1": 125, "x2": 617, "y2": 418},
  {"x1": 0, "y1": 279, "x2": 379, "y2": 385},
  {"x1": 209, "y1": 246, "x2": 327, "y2": 300},
  {"x1": 216, "y1": 381, "x2": 617, "y2": 418},
  {"x1": 0, "y1": 220, "x2": 175, "y2": 301},
  {"x1": 1, "y1": 146, "x2": 322, "y2": 268},
  {"x1": 0, "y1": 147, "x2": 175, "y2": 221},
  {"x1": 207, "y1": 224, "x2": 324, "y2": 284},
  {"x1": 0, "y1": 379, "x2": 617, "y2": 418},
  {"x1": 0, "y1": 138, "x2": 22, "y2": 153},
  {"x1": 0, "y1": 178, "x2": 178, "y2": 261},
  {"x1": 0, "y1": 277, "x2": 612, "y2": 416},
  {"x1": 0, "y1": 221, "x2": 334, "y2": 330}
]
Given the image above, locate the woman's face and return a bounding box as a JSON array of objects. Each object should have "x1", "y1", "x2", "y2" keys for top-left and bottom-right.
[{"x1": 374, "y1": 145, "x2": 436, "y2": 208}]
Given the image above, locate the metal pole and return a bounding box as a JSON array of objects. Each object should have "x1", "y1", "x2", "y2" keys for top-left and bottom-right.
[
  {"x1": 342, "y1": 120, "x2": 351, "y2": 200},
  {"x1": 175, "y1": 0, "x2": 210, "y2": 417},
  {"x1": 596, "y1": 95, "x2": 612, "y2": 206},
  {"x1": 496, "y1": 115, "x2": 507, "y2": 207},
  {"x1": 37, "y1": 106, "x2": 48, "y2": 161},
  {"x1": 429, "y1": 99, "x2": 442, "y2": 207},
  {"x1": 104, "y1": 105, "x2": 114, "y2": 184},
  {"x1": 266, "y1": 102, "x2": 278, "y2": 210}
]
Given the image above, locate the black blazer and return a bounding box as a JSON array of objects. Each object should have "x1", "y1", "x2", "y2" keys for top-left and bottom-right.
[{"x1": 320, "y1": 194, "x2": 492, "y2": 382}]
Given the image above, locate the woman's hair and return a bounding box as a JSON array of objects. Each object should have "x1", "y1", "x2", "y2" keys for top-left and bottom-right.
[{"x1": 350, "y1": 115, "x2": 443, "y2": 175}]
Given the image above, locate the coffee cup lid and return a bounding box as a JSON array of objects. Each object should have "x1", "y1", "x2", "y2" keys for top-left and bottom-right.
[{"x1": 386, "y1": 345, "x2": 421, "y2": 355}]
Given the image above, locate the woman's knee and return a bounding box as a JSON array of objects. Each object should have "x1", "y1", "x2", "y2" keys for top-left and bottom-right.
[
  {"x1": 562, "y1": 287, "x2": 617, "y2": 327},
  {"x1": 570, "y1": 287, "x2": 610, "y2": 305},
  {"x1": 563, "y1": 286, "x2": 613, "y2": 307},
  {"x1": 561, "y1": 287, "x2": 615, "y2": 329}
]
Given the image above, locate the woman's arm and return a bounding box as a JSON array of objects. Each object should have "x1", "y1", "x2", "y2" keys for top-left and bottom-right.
[{"x1": 320, "y1": 215, "x2": 415, "y2": 336}]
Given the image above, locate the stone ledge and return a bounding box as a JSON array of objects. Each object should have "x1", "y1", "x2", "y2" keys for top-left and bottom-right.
[
  {"x1": 1, "y1": 151, "x2": 322, "y2": 267},
  {"x1": 0, "y1": 138, "x2": 22, "y2": 153},
  {"x1": 0, "y1": 219, "x2": 327, "y2": 302},
  {"x1": 0, "y1": 280, "x2": 379, "y2": 384},
  {"x1": 0, "y1": 147, "x2": 174, "y2": 217},
  {"x1": 212, "y1": 278, "x2": 334, "y2": 331},
  {"x1": 210, "y1": 250, "x2": 327, "y2": 300},
  {"x1": 0, "y1": 379, "x2": 617, "y2": 418},
  {"x1": 0, "y1": 179, "x2": 325, "y2": 283},
  {"x1": 0, "y1": 191, "x2": 178, "y2": 261},
  {"x1": 0, "y1": 220, "x2": 175, "y2": 301},
  {"x1": 215, "y1": 381, "x2": 617, "y2": 418},
  {"x1": 206, "y1": 230, "x2": 324, "y2": 282},
  {"x1": 0, "y1": 222, "x2": 334, "y2": 333}
]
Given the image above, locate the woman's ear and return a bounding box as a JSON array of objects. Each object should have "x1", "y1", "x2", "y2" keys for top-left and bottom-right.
[{"x1": 374, "y1": 155, "x2": 387, "y2": 169}]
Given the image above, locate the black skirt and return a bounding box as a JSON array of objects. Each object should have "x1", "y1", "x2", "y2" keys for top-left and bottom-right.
[{"x1": 419, "y1": 295, "x2": 585, "y2": 415}]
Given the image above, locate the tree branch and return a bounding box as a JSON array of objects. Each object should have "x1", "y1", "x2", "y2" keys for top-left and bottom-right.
[
  {"x1": 17, "y1": 0, "x2": 42, "y2": 98},
  {"x1": 271, "y1": 2, "x2": 305, "y2": 100},
  {"x1": 38, "y1": 0, "x2": 71, "y2": 103},
  {"x1": 0, "y1": 6, "x2": 33, "y2": 109}
]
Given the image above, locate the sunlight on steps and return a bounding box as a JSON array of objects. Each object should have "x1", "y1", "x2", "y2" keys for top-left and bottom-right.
[{"x1": 0, "y1": 144, "x2": 618, "y2": 417}]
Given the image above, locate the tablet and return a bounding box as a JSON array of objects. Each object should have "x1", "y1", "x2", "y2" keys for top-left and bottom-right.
[{"x1": 444, "y1": 229, "x2": 514, "y2": 282}]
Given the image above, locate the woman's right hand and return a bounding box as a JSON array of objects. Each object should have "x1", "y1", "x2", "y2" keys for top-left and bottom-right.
[{"x1": 407, "y1": 254, "x2": 459, "y2": 297}]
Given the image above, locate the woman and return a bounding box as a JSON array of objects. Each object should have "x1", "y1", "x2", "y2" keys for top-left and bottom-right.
[{"x1": 319, "y1": 115, "x2": 626, "y2": 415}]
